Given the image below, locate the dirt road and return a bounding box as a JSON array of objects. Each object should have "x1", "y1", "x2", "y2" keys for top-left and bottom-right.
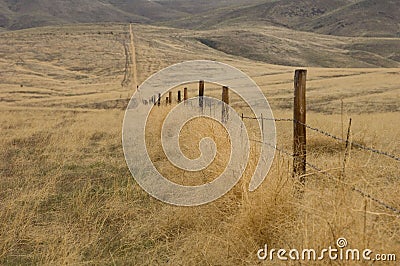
[{"x1": 129, "y1": 23, "x2": 138, "y2": 91}]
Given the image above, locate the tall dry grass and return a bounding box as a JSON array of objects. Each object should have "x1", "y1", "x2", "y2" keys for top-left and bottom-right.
[{"x1": 1, "y1": 104, "x2": 399, "y2": 265}]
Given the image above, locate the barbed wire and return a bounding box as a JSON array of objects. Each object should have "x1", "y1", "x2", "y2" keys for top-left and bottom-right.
[
  {"x1": 242, "y1": 115, "x2": 293, "y2": 122},
  {"x1": 241, "y1": 116, "x2": 400, "y2": 162},
  {"x1": 249, "y1": 138, "x2": 294, "y2": 157},
  {"x1": 304, "y1": 160, "x2": 400, "y2": 216},
  {"x1": 293, "y1": 119, "x2": 400, "y2": 162},
  {"x1": 247, "y1": 138, "x2": 400, "y2": 216}
]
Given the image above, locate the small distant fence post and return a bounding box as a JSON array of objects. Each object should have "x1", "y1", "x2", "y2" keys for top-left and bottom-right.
[
  {"x1": 178, "y1": 90, "x2": 182, "y2": 102},
  {"x1": 199, "y1": 80, "x2": 204, "y2": 108},
  {"x1": 157, "y1": 93, "x2": 161, "y2": 106},
  {"x1": 293, "y1": 69, "x2": 307, "y2": 185},
  {"x1": 222, "y1": 86, "x2": 229, "y2": 123},
  {"x1": 184, "y1": 87, "x2": 188, "y2": 102},
  {"x1": 168, "y1": 91, "x2": 172, "y2": 104}
]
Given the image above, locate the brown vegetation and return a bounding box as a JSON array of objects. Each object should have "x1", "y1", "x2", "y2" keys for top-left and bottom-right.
[{"x1": 0, "y1": 23, "x2": 399, "y2": 265}]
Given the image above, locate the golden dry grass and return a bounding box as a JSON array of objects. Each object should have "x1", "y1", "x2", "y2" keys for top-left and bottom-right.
[{"x1": 0, "y1": 23, "x2": 399, "y2": 265}]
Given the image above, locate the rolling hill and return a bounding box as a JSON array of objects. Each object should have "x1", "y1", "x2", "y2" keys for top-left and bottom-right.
[
  {"x1": 194, "y1": 25, "x2": 400, "y2": 67},
  {"x1": 167, "y1": 0, "x2": 349, "y2": 29},
  {"x1": 0, "y1": 0, "x2": 186, "y2": 30},
  {"x1": 299, "y1": 0, "x2": 400, "y2": 37},
  {"x1": 165, "y1": 0, "x2": 400, "y2": 37},
  {"x1": 1, "y1": 0, "x2": 399, "y2": 38},
  {"x1": 0, "y1": 0, "x2": 265, "y2": 30}
]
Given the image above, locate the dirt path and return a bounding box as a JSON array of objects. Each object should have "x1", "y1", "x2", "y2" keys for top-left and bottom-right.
[{"x1": 129, "y1": 24, "x2": 138, "y2": 91}]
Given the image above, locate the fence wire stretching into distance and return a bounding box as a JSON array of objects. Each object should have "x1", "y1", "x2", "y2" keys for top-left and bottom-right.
[{"x1": 242, "y1": 115, "x2": 400, "y2": 216}]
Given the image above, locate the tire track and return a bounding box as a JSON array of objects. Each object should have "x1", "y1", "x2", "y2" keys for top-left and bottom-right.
[{"x1": 129, "y1": 23, "x2": 138, "y2": 91}]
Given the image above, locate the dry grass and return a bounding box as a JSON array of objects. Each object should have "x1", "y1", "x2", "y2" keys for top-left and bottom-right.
[{"x1": 0, "y1": 23, "x2": 399, "y2": 265}]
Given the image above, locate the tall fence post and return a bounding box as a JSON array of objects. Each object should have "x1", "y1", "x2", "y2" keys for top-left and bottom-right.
[
  {"x1": 293, "y1": 69, "x2": 307, "y2": 185},
  {"x1": 222, "y1": 86, "x2": 229, "y2": 123},
  {"x1": 199, "y1": 80, "x2": 204, "y2": 109}
]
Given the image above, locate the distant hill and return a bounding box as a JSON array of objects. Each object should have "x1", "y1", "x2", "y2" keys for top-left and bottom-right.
[
  {"x1": 0, "y1": 0, "x2": 265, "y2": 30},
  {"x1": 168, "y1": 0, "x2": 348, "y2": 29},
  {"x1": 0, "y1": 0, "x2": 186, "y2": 30},
  {"x1": 0, "y1": 0, "x2": 399, "y2": 37},
  {"x1": 165, "y1": 0, "x2": 400, "y2": 37},
  {"x1": 195, "y1": 25, "x2": 400, "y2": 68},
  {"x1": 299, "y1": 0, "x2": 400, "y2": 37}
]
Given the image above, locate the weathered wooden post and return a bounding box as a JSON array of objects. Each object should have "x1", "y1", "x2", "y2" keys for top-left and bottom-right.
[
  {"x1": 293, "y1": 69, "x2": 307, "y2": 185},
  {"x1": 178, "y1": 90, "x2": 182, "y2": 102},
  {"x1": 199, "y1": 80, "x2": 205, "y2": 108},
  {"x1": 260, "y1": 113, "x2": 264, "y2": 141},
  {"x1": 166, "y1": 97, "x2": 169, "y2": 105},
  {"x1": 341, "y1": 118, "x2": 352, "y2": 179},
  {"x1": 168, "y1": 91, "x2": 172, "y2": 104},
  {"x1": 158, "y1": 93, "x2": 161, "y2": 106},
  {"x1": 184, "y1": 87, "x2": 188, "y2": 101},
  {"x1": 222, "y1": 86, "x2": 229, "y2": 123}
]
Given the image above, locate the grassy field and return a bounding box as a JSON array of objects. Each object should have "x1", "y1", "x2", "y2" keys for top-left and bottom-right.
[{"x1": 0, "y1": 23, "x2": 399, "y2": 265}]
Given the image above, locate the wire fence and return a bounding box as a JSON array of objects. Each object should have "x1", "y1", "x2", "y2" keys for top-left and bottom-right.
[
  {"x1": 243, "y1": 115, "x2": 400, "y2": 216},
  {"x1": 243, "y1": 116, "x2": 400, "y2": 161}
]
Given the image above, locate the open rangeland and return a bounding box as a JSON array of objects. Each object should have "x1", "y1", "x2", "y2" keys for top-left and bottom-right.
[{"x1": 0, "y1": 23, "x2": 399, "y2": 265}]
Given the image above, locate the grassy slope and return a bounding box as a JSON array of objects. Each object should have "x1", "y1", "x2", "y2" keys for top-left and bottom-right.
[
  {"x1": 194, "y1": 25, "x2": 400, "y2": 68},
  {"x1": 0, "y1": 0, "x2": 187, "y2": 30},
  {"x1": 165, "y1": 0, "x2": 400, "y2": 38},
  {"x1": 0, "y1": 24, "x2": 399, "y2": 264},
  {"x1": 299, "y1": 0, "x2": 400, "y2": 37}
]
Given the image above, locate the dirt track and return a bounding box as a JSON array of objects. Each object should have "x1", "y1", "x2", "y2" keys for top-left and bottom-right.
[{"x1": 129, "y1": 23, "x2": 138, "y2": 91}]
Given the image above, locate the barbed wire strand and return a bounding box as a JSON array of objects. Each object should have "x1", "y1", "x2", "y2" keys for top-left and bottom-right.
[
  {"x1": 247, "y1": 138, "x2": 400, "y2": 216},
  {"x1": 293, "y1": 119, "x2": 400, "y2": 162},
  {"x1": 304, "y1": 160, "x2": 400, "y2": 216},
  {"x1": 242, "y1": 116, "x2": 400, "y2": 162}
]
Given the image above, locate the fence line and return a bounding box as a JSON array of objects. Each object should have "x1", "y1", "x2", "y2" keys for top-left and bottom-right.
[
  {"x1": 242, "y1": 115, "x2": 400, "y2": 162},
  {"x1": 293, "y1": 119, "x2": 400, "y2": 162},
  {"x1": 248, "y1": 137, "x2": 400, "y2": 216},
  {"x1": 150, "y1": 77, "x2": 399, "y2": 215}
]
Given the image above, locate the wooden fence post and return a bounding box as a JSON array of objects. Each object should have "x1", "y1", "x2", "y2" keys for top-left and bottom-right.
[
  {"x1": 178, "y1": 90, "x2": 182, "y2": 102},
  {"x1": 341, "y1": 118, "x2": 352, "y2": 179},
  {"x1": 199, "y1": 80, "x2": 204, "y2": 108},
  {"x1": 168, "y1": 91, "x2": 172, "y2": 104},
  {"x1": 184, "y1": 87, "x2": 188, "y2": 102},
  {"x1": 293, "y1": 69, "x2": 307, "y2": 185},
  {"x1": 157, "y1": 93, "x2": 161, "y2": 106},
  {"x1": 260, "y1": 113, "x2": 264, "y2": 141},
  {"x1": 222, "y1": 86, "x2": 229, "y2": 123}
]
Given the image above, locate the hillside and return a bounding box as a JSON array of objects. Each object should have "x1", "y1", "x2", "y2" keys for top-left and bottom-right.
[
  {"x1": 168, "y1": 0, "x2": 349, "y2": 29},
  {"x1": 299, "y1": 0, "x2": 400, "y2": 37},
  {"x1": 165, "y1": 0, "x2": 400, "y2": 37},
  {"x1": 0, "y1": 0, "x2": 264, "y2": 30},
  {"x1": 194, "y1": 25, "x2": 400, "y2": 67},
  {"x1": 0, "y1": 0, "x2": 185, "y2": 30},
  {"x1": 1, "y1": 0, "x2": 399, "y2": 38}
]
